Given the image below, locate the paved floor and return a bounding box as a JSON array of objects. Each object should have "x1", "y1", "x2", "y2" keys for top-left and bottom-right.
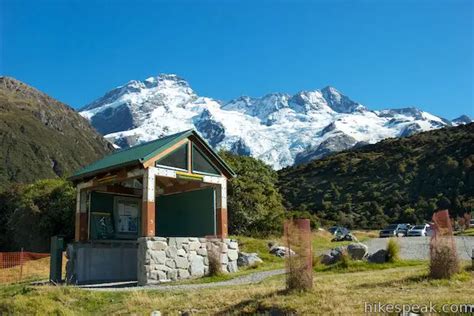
[
  {"x1": 364, "y1": 236, "x2": 474, "y2": 260},
  {"x1": 81, "y1": 269, "x2": 286, "y2": 292}
]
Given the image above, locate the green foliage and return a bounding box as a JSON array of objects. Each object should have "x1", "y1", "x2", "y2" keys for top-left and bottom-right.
[
  {"x1": 386, "y1": 238, "x2": 400, "y2": 263},
  {"x1": 278, "y1": 124, "x2": 474, "y2": 228},
  {"x1": 219, "y1": 151, "x2": 286, "y2": 236},
  {"x1": 0, "y1": 178, "x2": 75, "y2": 251}
]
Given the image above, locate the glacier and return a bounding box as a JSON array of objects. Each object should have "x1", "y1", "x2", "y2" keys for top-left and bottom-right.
[{"x1": 80, "y1": 74, "x2": 472, "y2": 169}]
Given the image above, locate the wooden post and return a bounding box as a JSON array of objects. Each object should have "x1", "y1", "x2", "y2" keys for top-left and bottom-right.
[
  {"x1": 19, "y1": 248, "x2": 24, "y2": 283},
  {"x1": 215, "y1": 179, "x2": 228, "y2": 238},
  {"x1": 74, "y1": 189, "x2": 88, "y2": 242},
  {"x1": 142, "y1": 167, "x2": 156, "y2": 237}
]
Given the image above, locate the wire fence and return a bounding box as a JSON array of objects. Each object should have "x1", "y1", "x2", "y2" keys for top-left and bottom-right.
[{"x1": 0, "y1": 249, "x2": 50, "y2": 284}]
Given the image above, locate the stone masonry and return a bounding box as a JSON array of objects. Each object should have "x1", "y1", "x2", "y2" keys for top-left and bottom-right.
[{"x1": 137, "y1": 237, "x2": 239, "y2": 285}]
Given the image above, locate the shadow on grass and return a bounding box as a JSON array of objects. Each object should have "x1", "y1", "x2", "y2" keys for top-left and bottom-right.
[{"x1": 215, "y1": 289, "x2": 298, "y2": 316}]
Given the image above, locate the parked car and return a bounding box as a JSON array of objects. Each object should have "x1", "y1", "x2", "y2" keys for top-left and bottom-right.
[
  {"x1": 328, "y1": 226, "x2": 350, "y2": 236},
  {"x1": 470, "y1": 219, "x2": 474, "y2": 228},
  {"x1": 328, "y1": 226, "x2": 354, "y2": 241},
  {"x1": 379, "y1": 223, "x2": 411, "y2": 238},
  {"x1": 407, "y1": 224, "x2": 430, "y2": 237}
]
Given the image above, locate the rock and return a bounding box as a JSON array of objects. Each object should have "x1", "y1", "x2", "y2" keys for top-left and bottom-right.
[
  {"x1": 227, "y1": 260, "x2": 238, "y2": 273},
  {"x1": 368, "y1": 249, "x2": 388, "y2": 263},
  {"x1": 177, "y1": 248, "x2": 186, "y2": 257},
  {"x1": 220, "y1": 253, "x2": 229, "y2": 264},
  {"x1": 347, "y1": 243, "x2": 368, "y2": 260},
  {"x1": 320, "y1": 254, "x2": 336, "y2": 265},
  {"x1": 189, "y1": 241, "x2": 201, "y2": 251},
  {"x1": 178, "y1": 269, "x2": 190, "y2": 279},
  {"x1": 197, "y1": 248, "x2": 207, "y2": 256},
  {"x1": 329, "y1": 246, "x2": 346, "y2": 259},
  {"x1": 227, "y1": 249, "x2": 238, "y2": 261},
  {"x1": 167, "y1": 269, "x2": 178, "y2": 281},
  {"x1": 165, "y1": 259, "x2": 176, "y2": 268},
  {"x1": 154, "y1": 264, "x2": 170, "y2": 272},
  {"x1": 237, "y1": 252, "x2": 263, "y2": 267},
  {"x1": 151, "y1": 241, "x2": 168, "y2": 251},
  {"x1": 227, "y1": 240, "x2": 239, "y2": 250},
  {"x1": 190, "y1": 255, "x2": 205, "y2": 276},
  {"x1": 151, "y1": 270, "x2": 167, "y2": 281},
  {"x1": 166, "y1": 246, "x2": 178, "y2": 259},
  {"x1": 151, "y1": 237, "x2": 166, "y2": 242},
  {"x1": 269, "y1": 245, "x2": 296, "y2": 258},
  {"x1": 175, "y1": 256, "x2": 189, "y2": 269},
  {"x1": 150, "y1": 251, "x2": 166, "y2": 264},
  {"x1": 220, "y1": 243, "x2": 228, "y2": 253}
]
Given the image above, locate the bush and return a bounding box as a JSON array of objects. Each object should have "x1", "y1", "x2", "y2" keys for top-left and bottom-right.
[
  {"x1": 219, "y1": 151, "x2": 286, "y2": 236},
  {"x1": 386, "y1": 238, "x2": 400, "y2": 263},
  {"x1": 207, "y1": 244, "x2": 223, "y2": 277},
  {"x1": 339, "y1": 250, "x2": 351, "y2": 268},
  {"x1": 2, "y1": 179, "x2": 75, "y2": 252},
  {"x1": 429, "y1": 239, "x2": 460, "y2": 279}
]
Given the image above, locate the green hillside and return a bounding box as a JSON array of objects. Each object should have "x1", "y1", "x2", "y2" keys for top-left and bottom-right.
[
  {"x1": 278, "y1": 123, "x2": 474, "y2": 228},
  {"x1": 0, "y1": 77, "x2": 113, "y2": 189}
]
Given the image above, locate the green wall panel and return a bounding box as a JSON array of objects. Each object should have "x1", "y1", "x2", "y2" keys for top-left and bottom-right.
[
  {"x1": 90, "y1": 192, "x2": 115, "y2": 240},
  {"x1": 156, "y1": 188, "x2": 216, "y2": 237}
]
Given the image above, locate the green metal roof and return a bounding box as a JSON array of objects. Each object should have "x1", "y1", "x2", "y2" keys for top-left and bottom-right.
[{"x1": 69, "y1": 129, "x2": 236, "y2": 182}]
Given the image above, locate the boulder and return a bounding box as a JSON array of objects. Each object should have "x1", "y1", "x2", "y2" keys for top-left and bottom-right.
[
  {"x1": 320, "y1": 254, "x2": 336, "y2": 265},
  {"x1": 347, "y1": 243, "x2": 368, "y2": 260},
  {"x1": 237, "y1": 252, "x2": 263, "y2": 267},
  {"x1": 368, "y1": 249, "x2": 388, "y2": 263},
  {"x1": 269, "y1": 245, "x2": 296, "y2": 258}
]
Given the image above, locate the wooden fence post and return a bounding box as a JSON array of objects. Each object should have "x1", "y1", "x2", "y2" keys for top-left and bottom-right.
[{"x1": 19, "y1": 248, "x2": 24, "y2": 283}]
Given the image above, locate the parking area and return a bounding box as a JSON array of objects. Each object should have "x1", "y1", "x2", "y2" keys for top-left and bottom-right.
[{"x1": 365, "y1": 236, "x2": 474, "y2": 260}]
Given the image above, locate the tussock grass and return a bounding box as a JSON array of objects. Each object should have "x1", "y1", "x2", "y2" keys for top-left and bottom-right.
[
  {"x1": 1, "y1": 262, "x2": 472, "y2": 315},
  {"x1": 387, "y1": 238, "x2": 401, "y2": 263}
]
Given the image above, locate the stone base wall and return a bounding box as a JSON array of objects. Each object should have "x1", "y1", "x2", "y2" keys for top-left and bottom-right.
[{"x1": 137, "y1": 237, "x2": 239, "y2": 285}]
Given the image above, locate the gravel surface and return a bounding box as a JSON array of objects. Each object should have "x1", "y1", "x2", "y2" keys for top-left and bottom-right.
[
  {"x1": 81, "y1": 269, "x2": 286, "y2": 292},
  {"x1": 364, "y1": 236, "x2": 474, "y2": 260}
]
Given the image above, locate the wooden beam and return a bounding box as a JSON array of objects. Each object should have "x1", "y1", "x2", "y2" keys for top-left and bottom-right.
[
  {"x1": 142, "y1": 138, "x2": 189, "y2": 168},
  {"x1": 74, "y1": 190, "x2": 88, "y2": 241},
  {"x1": 215, "y1": 180, "x2": 228, "y2": 238},
  {"x1": 141, "y1": 167, "x2": 156, "y2": 237}
]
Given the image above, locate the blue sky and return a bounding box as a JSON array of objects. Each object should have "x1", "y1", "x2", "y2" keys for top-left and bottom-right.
[{"x1": 1, "y1": 0, "x2": 472, "y2": 119}]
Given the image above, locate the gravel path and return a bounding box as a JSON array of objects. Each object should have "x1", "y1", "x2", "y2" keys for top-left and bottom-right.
[
  {"x1": 364, "y1": 236, "x2": 474, "y2": 260},
  {"x1": 81, "y1": 269, "x2": 286, "y2": 292}
]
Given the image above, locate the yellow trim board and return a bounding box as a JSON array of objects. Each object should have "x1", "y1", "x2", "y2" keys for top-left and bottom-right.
[{"x1": 176, "y1": 171, "x2": 204, "y2": 181}]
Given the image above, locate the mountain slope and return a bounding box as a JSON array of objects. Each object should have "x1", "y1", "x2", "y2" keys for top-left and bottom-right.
[
  {"x1": 0, "y1": 77, "x2": 113, "y2": 189},
  {"x1": 80, "y1": 74, "x2": 472, "y2": 169},
  {"x1": 278, "y1": 123, "x2": 474, "y2": 229}
]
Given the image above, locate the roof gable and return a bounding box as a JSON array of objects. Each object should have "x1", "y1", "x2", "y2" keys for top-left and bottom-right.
[{"x1": 69, "y1": 130, "x2": 235, "y2": 182}]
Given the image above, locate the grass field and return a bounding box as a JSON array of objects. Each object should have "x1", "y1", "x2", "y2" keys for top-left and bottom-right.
[
  {"x1": 1, "y1": 262, "x2": 472, "y2": 314},
  {"x1": 1, "y1": 232, "x2": 472, "y2": 314}
]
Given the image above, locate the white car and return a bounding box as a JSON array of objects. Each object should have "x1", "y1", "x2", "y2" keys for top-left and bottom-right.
[{"x1": 407, "y1": 224, "x2": 430, "y2": 237}]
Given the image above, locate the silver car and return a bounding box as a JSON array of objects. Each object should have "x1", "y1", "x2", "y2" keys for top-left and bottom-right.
[{"x1": 407, "y1": 224, "x2": 430, "y2": 237}]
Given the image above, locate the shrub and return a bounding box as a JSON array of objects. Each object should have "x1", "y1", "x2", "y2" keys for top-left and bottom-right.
[
  {"x1": 219, "y1": 151, "x2": 286, "y2": 236},
  {"x1": 429, "y1": 239, "x2": 460, "y2": 279},
  {"x1": 285, "y1": 220, "x2": 312, "y2": 292},
  {"x1": 207, "y1": 244, "x2": 223, "y2": 277},
  {"x1": 386, "y1": 238, "x2": 400, "y2": 263},
  {"x1": 339, "y1": 250, "x2": 351, "y2": 268}
]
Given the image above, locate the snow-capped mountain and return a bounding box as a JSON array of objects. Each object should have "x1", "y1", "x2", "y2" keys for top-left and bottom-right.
[{"x1": 80, "y1": 74, "x2": 471, "y2": 169}]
